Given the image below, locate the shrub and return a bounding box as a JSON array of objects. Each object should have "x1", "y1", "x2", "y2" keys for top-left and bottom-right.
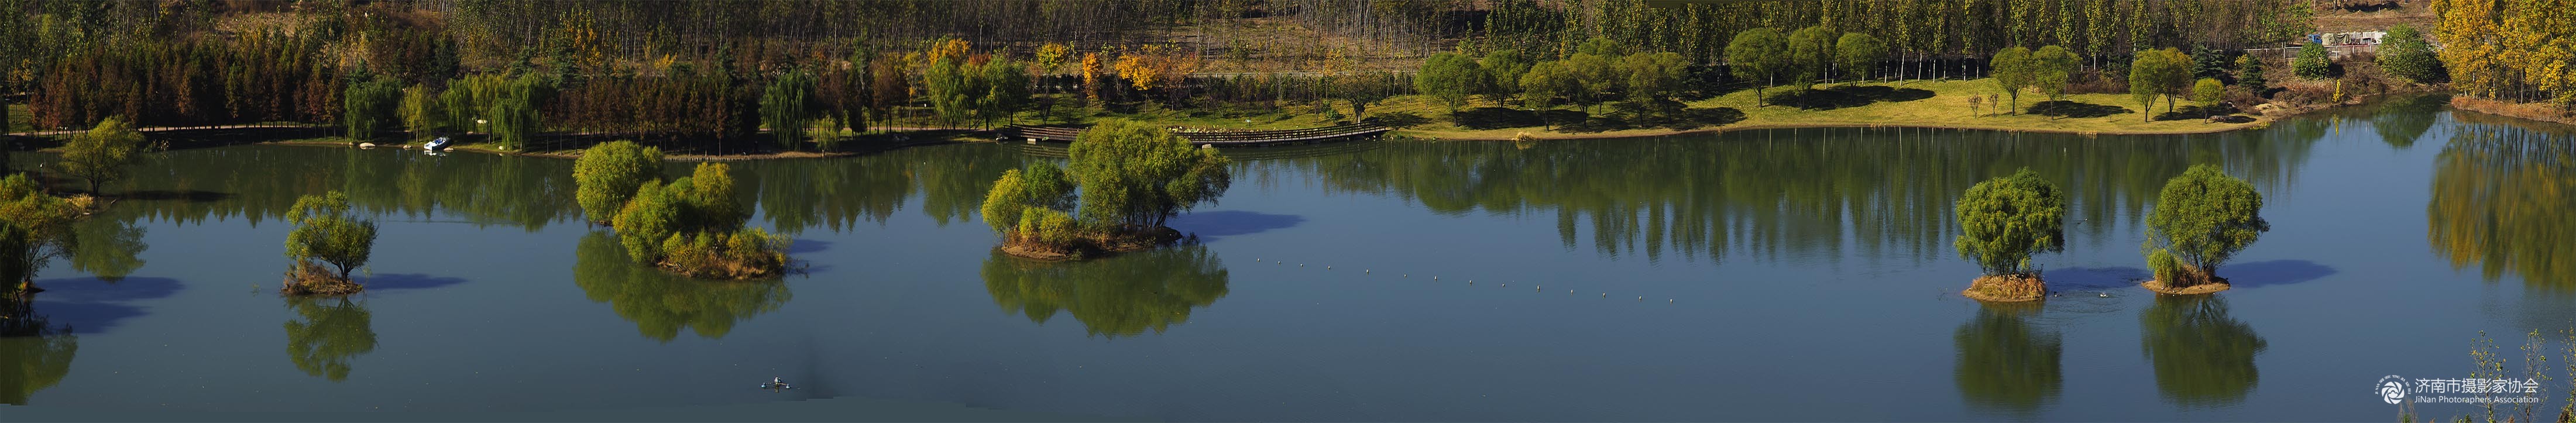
[
  {"x1": 573, "y1": 140, "x2": 665, "y2": 224},
  {"x1": 2376, "y1": 25, "x2": 2443, "y2": 83},
  {"x1": 2293, "y1": 43, "x2": 2331, "y2": 80}
]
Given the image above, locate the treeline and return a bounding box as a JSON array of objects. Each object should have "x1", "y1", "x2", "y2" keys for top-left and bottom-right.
[
  {"x1": 1479, "y1": 0, "x2": 2310, "y2": 73},
  {"x1": 2430, "y1": 0, "x2": 2576, "y2": 106},
  {"x1": 26, "y1": 33, "x2": 341, "y2": 130}
]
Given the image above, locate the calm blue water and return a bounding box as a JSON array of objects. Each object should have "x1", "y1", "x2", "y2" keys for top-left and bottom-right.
[{"x1": 4, "y1": 95, "x2": 2570, "y2": 421}]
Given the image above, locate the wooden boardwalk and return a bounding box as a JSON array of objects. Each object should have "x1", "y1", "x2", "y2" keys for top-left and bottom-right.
[{"x1": 1000, "y1": 123, "x2": 1392, "y2": 147}]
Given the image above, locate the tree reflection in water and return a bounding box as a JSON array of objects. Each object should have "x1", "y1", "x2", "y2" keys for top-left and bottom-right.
[
  {"x1": 1953, "y1": 302, "x2": 2061, "y2": 417},
  {"x1": 981, "y1": 245, "x2": 1229, "y2": 338},
  {"x1": 1241, "y1": 122, "x2": 2327, "y2": 266},
  {"x1": 571, "y1": 232, "x2": 790, "y2": 342},
  {"x1": 1, "y1": 302, "x2": 77, "y2": 404},
  {"x1": 2427, "y1": 113, "x2": 2575, "y2": 291},
  {"x1": 282, "y1": 297, "x2": 376, "y2": 381},
  {"x1": 2139, "y1": 295, "x2": 2265, "y2": 407}
]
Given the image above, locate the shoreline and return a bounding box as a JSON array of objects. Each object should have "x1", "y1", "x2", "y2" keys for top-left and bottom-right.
[{"x1": 1400, "y1": 118, "x2": 2271, "y2": 141}]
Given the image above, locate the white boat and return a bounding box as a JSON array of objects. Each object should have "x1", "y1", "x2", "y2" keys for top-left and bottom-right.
[{"x1": 424, "y1": 137, "x2": 451, "y2": 151}]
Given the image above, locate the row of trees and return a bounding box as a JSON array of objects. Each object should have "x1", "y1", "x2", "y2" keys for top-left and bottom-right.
[
  {"x1": 2430, "y1": 0, "x2": 2576, "y2": 106},
  {"x1": 1482, "y1": 0, "x2": 2310, "y2": 77},
  {"x1": 25, "y1": 34, "x2": 341, "y2": 130}
]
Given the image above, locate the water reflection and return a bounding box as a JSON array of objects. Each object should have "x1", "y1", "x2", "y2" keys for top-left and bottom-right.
[
  {"x1": 87, "y1": 146, "x2": 579, "y2": 230},
  {"x1": 2427, "y1": 113, "x2": 2575, "y2": 291},
  {"x1": 1953, "y1": 302, "x2": 2062, "y2": 417},
  {"x1": 282, "y1": 297, "x2": 377, "y2": 381},
  {"x1": 1243, "y1": 123, "x2": 2327, "y2": 265},
  {"x1": 66, "y1": 216, "x2": 147, "y2": 283},
  {"x1": 732, "y1": 144, "x2": 1026, "y2": 234},
  {"x1": 980, "y1": 245, "x2": 1230, "y2": 338},
  {"x1": 1, "y1": 302, "x2": 78, "y2": 405},
  {"x1": 2139, "y1": 295, "x2": 2266, "y2": 407},
  {"x1": 571, "y1": 232, "x2": 791, "y2": 342},
  {"x1": 2371, "y1": 95, "x2": 2448, "y2": 149}
]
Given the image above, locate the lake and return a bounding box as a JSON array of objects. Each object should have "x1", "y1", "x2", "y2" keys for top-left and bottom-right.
[{"x1": 4, "y1": 95, "x2": 2571, "y2": 421}]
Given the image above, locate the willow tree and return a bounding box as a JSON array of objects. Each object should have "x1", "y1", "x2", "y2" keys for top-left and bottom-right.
[
  {"x1": 760, "y1": 70, "x2": 818, "y2": 150},
  {"x1": 1954, "y1": 168, "x2": 2066, "y2": 301},
  {"x1": 2143, "y1": 164, "x2": 2271, "y2": 291},
  {"x1": 59, "y1": 116, "x2": 147, "y2": 195},
  {"x1": 573, "y1": 140, "x2": 666, "y2": 225},
  {"x1": 1065, "y1": 119, "x2": 1232, "y2": 231},
  {"x1": 343, "y1": 77, "x2": 403, "y2": 142},
  {"x1": 2030, "y1": 46, "x2": 2079, "y2": 102},
  {"x1": 1990, "y1": 47, "x2": 2035, "y2": 113},
  {"x1": 284, "y1": 191, "x2": 379, "y2": 291}
]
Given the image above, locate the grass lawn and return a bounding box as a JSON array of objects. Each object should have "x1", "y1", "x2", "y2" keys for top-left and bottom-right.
[{"x1": 979, "y1": 78, "x2": 2266, "y2": 140}]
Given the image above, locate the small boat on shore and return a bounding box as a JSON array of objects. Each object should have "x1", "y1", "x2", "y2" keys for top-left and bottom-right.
[{"x1": 424, "y1": 137, "x2": 451, "y2": 151}]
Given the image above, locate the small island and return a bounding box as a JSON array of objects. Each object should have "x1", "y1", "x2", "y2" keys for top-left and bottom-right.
[
  {"x1": 1953, "y1": 168, "x2": 2068, "y2": 302},
  {"x1": 575, "y1": 141, "x2": 792, "y2": 278},
  {"x1": 279, "y1": 191, "x2": 379, "y2": 296},
  {"x1": 980, "y1": 119, "x2": 1232, "y2": 260}
]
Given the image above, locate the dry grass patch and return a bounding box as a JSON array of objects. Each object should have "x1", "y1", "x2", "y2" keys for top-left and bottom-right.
[
  {"x1": 280, "y1": 262, "x2": 365, "y2": 296},
  {"x1": 1962, "y1": 274, "x2": 2047, "y2": 302}
]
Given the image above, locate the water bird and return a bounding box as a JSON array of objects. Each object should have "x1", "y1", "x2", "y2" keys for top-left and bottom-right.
[
  {"x1": 1669, "y1": 299, "x2": 1674, "y2": 303},
  {"x1": 758, "y1": 377, "x2": 795, "y2": 391},
  {"x1": 1601, "y1": 293, "x2": 1607, "y2": 297},
  {"x1": 2098, "y1": 292, "x2": 2109, "y2": 298},
  {"x1": 1637, "y1": 296, "x2": 1644, "y2": 301}
]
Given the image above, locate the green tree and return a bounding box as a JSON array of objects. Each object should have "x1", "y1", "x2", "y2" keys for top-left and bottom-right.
[
  {"x1": 486, "y1": 96, "x2": 538, "y2": 150},
  {"x1": 613, "y1": 180, "x2": 682, "y2": 262},
  {"x1": 1414, "y1": 52, "x2": 1485, "y2": 112},
  {"x1": 2292, "y1": 42, "x2": 2331, "y2": 80},
  {"x1": 978, "y1": 57, "x2": 1032, "y2": 126},
  {"x1": 760, "y1": 70, "x2": 818, "y2": 150},
  {"x1": 59, "y1": 116, "x2": 147, "y2": 194},
  {"x1": 1479, "y1": 49, "x2": 1531, "y2": 104},
  {"x1": 342, "y1": 77, "x2": 403, "y2": 142},
  {"x1": 397, "y1": 84, "x2": 445, "y2": 142},
  {"x1": 0, "y1": 174, "x2": 80, "y2": 289},
  {"x1": 1518, "y1": 60, "x2": 1575, "y2": 110},
  {"x1": 1725, "y1": 27, "x2": 1790, "y2": 106},
  {"x1": 2130, "y1": 49, "x2": 2192, "y2": 121},
  {"x1": 2192, "y1": 78, "x2": 2225, "y2": 105},
  {"x1": 284, "y1": 191, "x2": 379, "y2": 282},
  {"x1": 1990, "y1": 47, "x2": 2035, "y2": 113},
  {"x1": 1953, "y1": 168, "x2": 2067, "y2": 277},
  {"x1": 980, "y1": 163, "x2": 1076, "y2": 234},
  {"x1": 2236, "y1": 55, "x2": 2268, "y2": 91},
  {"x1": 1835, "y1": 32, "x2": 1885, "y2": 84},
  {"x1": 1621, "y1": 51, "x2": 1687, "y2": 102},
  {"x1": 2377, "y1": 25, "x2": 2442, "y2": 83},
  {"x1": 2030, "y1": 46, "x2": 2079, "y2": 101},
  {"x1": 573, "y1": 140, "x2": 666, "y2": 225},
  {"x1": 1064, "y1": 119, "x2": 1232, "y2": 230},
  {"x1": 1559, "y1": 51, "x2": 1620, "y2": 112},
  {"x1": 2142, "y1": 164, "x2": 2271, "y2": 287},
  {"x1": 1786, "y1": 26, "x2": 1837, "y2": 88}
]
